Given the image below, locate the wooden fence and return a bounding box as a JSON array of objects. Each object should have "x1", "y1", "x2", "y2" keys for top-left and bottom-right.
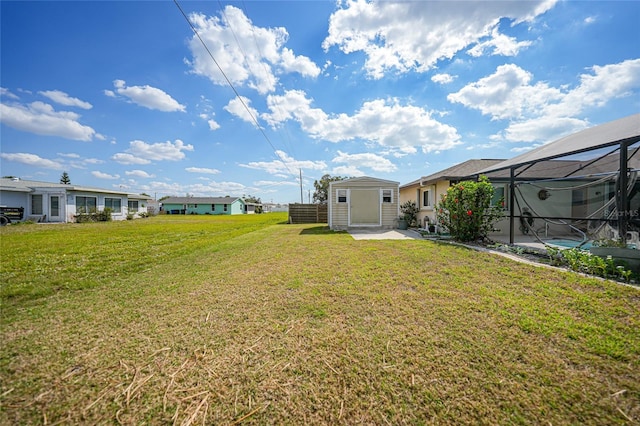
[{"x1": 288, "y1": 204, "x2": 328, "y2": 224}]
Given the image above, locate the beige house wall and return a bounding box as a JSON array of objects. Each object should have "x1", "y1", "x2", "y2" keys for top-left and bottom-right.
[{"x1": 399, "y1": 180, "x2": 452, "y2": 228}]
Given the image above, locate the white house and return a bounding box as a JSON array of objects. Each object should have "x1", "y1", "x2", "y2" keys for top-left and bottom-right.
[{"x1": 0, "y1": 177, "x2": 151, "y2": 224}]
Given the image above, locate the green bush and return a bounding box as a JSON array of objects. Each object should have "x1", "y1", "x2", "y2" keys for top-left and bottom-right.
[
  {"x1": 400, "y1": 200, "x2": 419, "y2": 227},
  {"x1": 436, "y1": 176, "x2": 503, "y2": 242},
  {"x1": 75, "y1": 207, "x2": 113, "y2": 223}
]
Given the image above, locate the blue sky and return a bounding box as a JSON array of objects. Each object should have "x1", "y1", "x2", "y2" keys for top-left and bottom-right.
[{"x1": 1, "y1": 1, "x2": 639, "y2": 203}]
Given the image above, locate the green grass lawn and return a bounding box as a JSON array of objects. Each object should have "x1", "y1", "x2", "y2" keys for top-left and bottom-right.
[{"x1": 1, "y1": 214, "x2": 639, "y2": 424}]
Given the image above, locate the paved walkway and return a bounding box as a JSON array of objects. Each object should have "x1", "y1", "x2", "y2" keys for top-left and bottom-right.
[{"x1": 348, "y1": 229, "x2": 424, "y2": 240}]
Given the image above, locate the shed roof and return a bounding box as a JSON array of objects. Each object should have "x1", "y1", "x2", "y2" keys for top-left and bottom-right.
[
  {"x1": 330, "y1": 176, "x2": 399, "y2": 187},
  {"x1": 478, "y1": 114, "x2": 640, "y2": 174}
]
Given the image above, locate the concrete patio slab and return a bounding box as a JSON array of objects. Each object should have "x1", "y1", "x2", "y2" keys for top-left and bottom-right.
[{"x1": 348, "y1": 229, "x2": 423, "y2": 240}]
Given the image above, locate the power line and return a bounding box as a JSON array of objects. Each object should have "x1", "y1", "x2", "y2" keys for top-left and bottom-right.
[
  {"x1": 240, "y1": 0, "x2": 298, "y2": 160},
  {"x1": 173, "y1": 0, "x2": 296, "y2": 177}
]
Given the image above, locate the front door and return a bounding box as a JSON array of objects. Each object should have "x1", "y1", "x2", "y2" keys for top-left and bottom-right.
[
  {"x1": 49, "y1": 195, "x2": 61, "y2": 222},
  {"x1": 349, "y1": 189, "x2": 380, "y2": 226}
]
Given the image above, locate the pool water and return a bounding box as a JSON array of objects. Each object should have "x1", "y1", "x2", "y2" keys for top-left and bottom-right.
[{"x1": 545, "y1": 239, "x2": 593, "y2": 250}]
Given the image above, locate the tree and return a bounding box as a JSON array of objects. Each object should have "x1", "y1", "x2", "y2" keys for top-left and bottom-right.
[
  {"x1": 243, "y1": 194, "x2": 263, "y2": 213},
  {"x1": 60, "y1": 171, "x2": 71, "y2": 184},
  {"x1": 313, "y1": 174, "x2": 347, "y2": 204},
  {"x1": 436, "y1": 176, "x2": 503, "y2": 242},
  {"x1": 243, "y1": 194, "x2": 262, "y2": 204}
]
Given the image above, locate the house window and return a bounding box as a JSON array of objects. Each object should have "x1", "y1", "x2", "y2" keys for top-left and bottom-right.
[
  {"x1": 77, "y1": 196, "x2": 97, "y2": 214},
  {"x1": 224, "y1": 204, "x2": 228, "y2": 212},
  {"x1": 31, "y1": 194, "x2": 43, "y2": 215},
  {"x1": 492, "y1": 185, "x2": 508, "y2": 209},
  {"x1": 382, "y1": 189, "x2": 392, "y2": 203},
  {"x1": 128, "y1": 200, "x2": 139, "y2": 210},
  {"x1": 337, "y1": 189, "x2": 347, "y2": 203},
  {"x1": 422, "y1": 189, "x2": 433, "y2": 208},
  {"x1": 211, "y1": 204, "x2": 216, "y2": 211},
  {"x1": 105, "y1": 197, "x2": 122, "y2": 213}
]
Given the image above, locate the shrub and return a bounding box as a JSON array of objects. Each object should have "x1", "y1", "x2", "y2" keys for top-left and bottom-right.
[
  {"x1": 75, "y1": 207, "x2": 113, "y2": 223},
  {"x1": 436, "y1": 176, "x2": 503, "y2": 242},
  {"x1": 400, "y1": 200, "x2": 419, "y2": 227}
]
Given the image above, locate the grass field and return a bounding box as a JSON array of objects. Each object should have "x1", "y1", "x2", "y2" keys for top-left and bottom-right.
[{"x1": 1, "y1": 214, "x2": 639, "y2": 424}]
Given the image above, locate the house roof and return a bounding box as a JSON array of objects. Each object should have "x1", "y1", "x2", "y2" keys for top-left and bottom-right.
[
  {"x1": 161, "y1": 196, "x2": 242, "y2": 204},
  {"x1": 400, "y1": 159, "x2": 505, "y2": 188},
  {"x1": 0, "y1": 178, "x2": 150, "y2": 198},
  {"x1": 331, "y1": 176, "x2": 400, "y2": 187},
  {"x1": 478, "y1": 113, "x2": 640, "y2": 174}
]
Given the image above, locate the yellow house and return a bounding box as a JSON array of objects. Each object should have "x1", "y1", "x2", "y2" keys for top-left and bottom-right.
[{"x1": 399, "y1": 159, "x2": 504, "y2": 228}]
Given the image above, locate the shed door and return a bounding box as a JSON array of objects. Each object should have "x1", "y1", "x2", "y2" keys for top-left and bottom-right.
[{"x1": 350, "y1": 189, "x2": 380, "y2": 226}]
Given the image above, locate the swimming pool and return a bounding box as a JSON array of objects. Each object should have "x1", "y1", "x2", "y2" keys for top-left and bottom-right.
[{"x1": 544, "y1": 239, "x2": 592, "y2": 250}]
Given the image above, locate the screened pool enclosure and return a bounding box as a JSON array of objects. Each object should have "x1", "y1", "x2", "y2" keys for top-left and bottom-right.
[{"x1": 477, "y1": 114, "x2": 640, "y2": 247}]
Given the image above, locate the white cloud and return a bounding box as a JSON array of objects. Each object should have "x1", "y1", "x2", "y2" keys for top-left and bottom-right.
[
  {"x1": 84, "y1": 158, "x2": 104, "y2": 165},
  {"x1": 279, "y1": 47, "x2": 321, "y2": 77},
  {"x1": 92, "y1": 171, "x2": 120, "y2": 180},
  {"x1": 467, "y1": 28, "x2": 533, "y2": 57},
  {"x1": 332, "y1": 165, "x2": 365, "y2": 177},
  {"x1": 143, "y1": 180, "x2": 252, "y2": 197},
  {"x1": 239, "y1": 150, "x2": 326, "y2": 175},
  {"x1": 449, "y1": 59, "x2": 640, "y2": 143},
  {"x1": 185, "y1": 167, "x2": 221, "y2": 175},
  {"x1": 224, "y1": 96, "x2": 259, "y2": 124},
  {"x1": 431, "y1": 73, "x2": 456, "y2": 84},
  {"x1": 253, "y1": 180, "x2": 299, "y2": 187},
  {"x1": 112, "y1": 139, "x2": 194, "y2": 165},
  {"x1": 501, "y1": 116, "x2": 589, "y2": 143},
  {"x1": 207, "y1": 119, "x2": 221, "y2": 131},
  {"x1": 0, "y1": 152, "x2": 63, "y2": 169},
  {"x1": 111, "y1": 153, "x2": 150, "y2": 165},
  {"x1": 57, "y1": 152, "x2": 81, "y2": 158},
  {"x1": 322, "y1": 0, "x2": 555, "y2": 78},
  {"x1": 448, "y1": 63, "x2": 563, "y2": 120},
  {"x1": 109, "y1": 80, "x2": 185, "y2": 112},
  {"x1": 125, "y1": 170, "x2": 155, "y2": 178},
  {"x1": 38, "y1": 90, "x2": 92, "y2": 109},
  {"x1": 332, "y1": 151, "x2": 396, "y2": 173},
  {"x1": 186, "y1": 6, "x2": 320, "y2": 95},
  {"x1": 1, "y1": 87, "x2": 20, "y2": 100},
  {"x1": 263, "y1": 90, "x2": 461, "y2": 153},
  {"x1": 0, "y1": 101, "x2": 96, "y2": 141}
]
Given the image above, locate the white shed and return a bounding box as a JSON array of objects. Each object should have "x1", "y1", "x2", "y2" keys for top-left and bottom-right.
[{"x1": 328, "y1": 177, "x2": 400, "y2": 231}]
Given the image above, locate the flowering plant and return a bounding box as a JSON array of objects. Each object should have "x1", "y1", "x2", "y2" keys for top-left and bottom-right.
[{"x1": 436, "y1": 175, "x2": 503, "y2": 241}]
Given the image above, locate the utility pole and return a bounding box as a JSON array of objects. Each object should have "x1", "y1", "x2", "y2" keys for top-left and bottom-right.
[{"x1": 299, "y1": 169, "x2": 303, "y2": 204}]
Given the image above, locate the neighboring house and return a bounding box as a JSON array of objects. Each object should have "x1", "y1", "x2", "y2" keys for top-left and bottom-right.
[
  {"x1": 399, "y1": 159, "x2": 505, "y2": 228},
  {"x1": 328, "y1": 176, "x2": 400, "y2": 230},
  {"x1": 263, "y1": 203, "x2": 288, "y2": 213},
  {"x1": 160, "y1": 197, "x2": 249, "y2": 215},
  {"x1": 0, "y1": 177, "x2": 151, "y2": 223}
]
